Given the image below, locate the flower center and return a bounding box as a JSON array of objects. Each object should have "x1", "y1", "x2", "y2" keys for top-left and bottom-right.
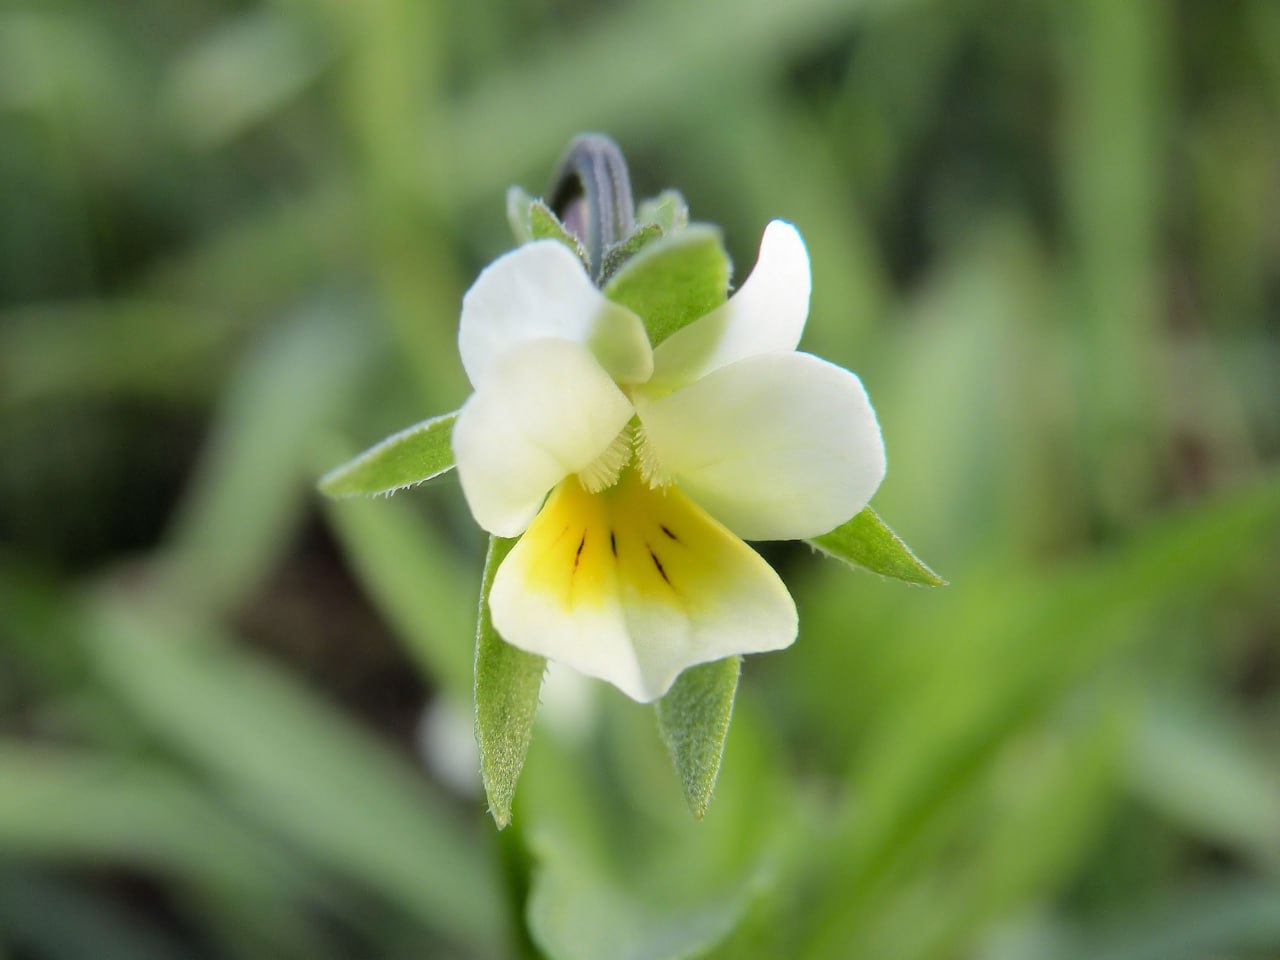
[
  {"x1": 577, "y1": 427, "x2": 633, "y2": 493},
  {"x1": 577, "y1": 421, "x2": 671, "y2": 493}
]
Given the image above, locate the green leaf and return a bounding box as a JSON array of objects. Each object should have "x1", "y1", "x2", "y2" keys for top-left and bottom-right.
[
  {"x1": 809, "y1": 507, "x2": 946, "y2": 586},
  {"x1": 0, "y1": 745, "x2": 299, "y2": 896},
  {"x1": 600, "y1": 222, "x2": 663, "y2": 283},
  {"x1": 529, "y1": 199, "x2": 588, "y2": 264},
  {"x1": 1128, "y1": 698, "x2": 1280, "y2": 865},
  {"x1": 83, "y1": 595, "x2": 504, "y2": 949},
  {"x1": 517, "y1": 668, "x2": 783, "y2": 960},
  {"x1": 166, "y1": 8, "x2": 332, "y2": 149},
  {"x1": 474, "y1": 536, "x2": 545, "y2": 829},
  {"x1": 656, "y1": 657, "x2": 741, "y2": 820},
  {"x1": 1058, "y1": 880, "x2": 1280, "y2": 960},
  {"x1": 320, "y1": 486, "x2": 475, "y2": 697},
  {"x1": 317, "y1": 411, "x2": 457, "y2": 499},
  {"x1": 603, "y1": 224, "x2": 731, "y2": 347},
  {"x1": 636, "y1": 189, "x2": 689, "y2": 234},
  {"x1": 528, "y1": 852, "x2": 750, "y2": 960},
  {"x1": 163, "y1": 312, "x2": 369, "y2": 614}
]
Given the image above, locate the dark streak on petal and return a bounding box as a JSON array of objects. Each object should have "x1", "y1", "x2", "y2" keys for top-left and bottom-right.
[
  {"x1": 647, "y1": 545, "x2": 672, "y2": 586},
  {"x1": 573, "y1": 533, "x2": 586, "y2": 569},
  {"x1": 660, "y1": 524, "x2": 680, "y2": 542},
  {"x1": 609, "y1": 531, "x2": 617, "y2": 557}
]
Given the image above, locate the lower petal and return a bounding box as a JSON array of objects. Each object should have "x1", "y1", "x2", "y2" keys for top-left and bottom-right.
[{"x1": 489, "y1": 471, "x2": 797, "y2": 702}]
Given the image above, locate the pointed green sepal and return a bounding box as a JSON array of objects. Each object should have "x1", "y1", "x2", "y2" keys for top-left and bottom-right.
[
  {"x1": 506, "y1": 187, "x2": 589, "y2": 266},
  {"x1": 603, "y1": 223, "x2": 731, "y2": 348},
  {"x1": 600, "y1": 222, "x2": 663, "y2": 283},
  {"x1": 506, "y1": 185, "x2": 537, "y2": 243},
  {"x1": 809, "y1": 506, "x2": 947, "y2": 586},
  {"x1": 636, "y1": 189, "x2": 690, "y2": 234},
  {"x1": 655, "y1": 656, "x2": 741, "y2": 820},
  {"x1": 529, "y1": 200, "x2": 589, "y2": 265},
  {"x1": 474, "y1": 535, "x2": 546, "y2": 828},
  {"x1": 318, "y1": 412, "x2": 457, "y2": 499}
]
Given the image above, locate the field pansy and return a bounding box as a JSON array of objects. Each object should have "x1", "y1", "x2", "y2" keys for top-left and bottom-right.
[{"x1": 452, "y1": 220, "x2": 885, "y2": 702}]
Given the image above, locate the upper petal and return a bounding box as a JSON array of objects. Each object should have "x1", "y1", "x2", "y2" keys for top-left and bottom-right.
[
  {"x1": 636, "y1": 351, "x2": 885, "y2": 541},
  {"x1": 453, "y1": 338, "x2": 635, "y2": 537},
  {"x1": 458, "y1": 240, "x2": 653, "y2": 387},
  {"x1": 647, "y1": 220, "x2": 810, "y2": 390},
  {"x1": 489, "y1": 472, "x2": 797, "y2": 703}
]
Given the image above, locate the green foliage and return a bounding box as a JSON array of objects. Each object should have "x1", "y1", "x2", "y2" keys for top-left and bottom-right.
[
  {"x1": 0, "y1": 745, "x2": 297, "y2": 894},
  {"x1": 84, "y1": 594, "x2": 505, "y2": 951},
  {"x1": 318, "y1": 411, "x2": 458, "y2": 498},
  {"x1": 656, "y1": 657, "x2": 741, "y2": 820},
  {"x1": 600, "y1": 222, "x2": 664, "y2": 283},
  {"x1": 506, "y1": 185, "x2": 538, "y2": 243},
  {"x1": 530, "y1": 200, "x2": 590, "y2": 264},
  {"x1": 518, "y1": 701, "x2": 779, "y2": 960},
  {"x1": 528, "y1": 856, "x2": 749, "y2": 960},
  {"x1": 162, "y1": 313, "x2": 370, "y2": 615},
  {"x1": 320, "y1": 481, "x2": 477, "y2": 696},
  {"x1": 506, "y1": 187, "x2": 589, "y2": 265},
  {"x1": 603, "y1": 225, "x2": 732, "y2": 347},
  {"x1": 636, "y1": 190, "x2": 690, "y2": 234},
  {"x1": 474, "y1": 536, "x2": 545, "y2": 829},
  {"x1": 1128, "y1": 698, "x2": 1280, "y2": 867},
  {"x1": 809, "y1": 507, "x2": 946, "y2": 586}
]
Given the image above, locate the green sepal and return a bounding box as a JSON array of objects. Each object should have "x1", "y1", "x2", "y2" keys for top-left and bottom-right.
[
  {"x1": 603, "y1": 224, "x2": 731, "y2": 348},
  {"x1": 506, "y1": 187, "x2": 590, "y2": 266},
  {"x1": 599, "y1": 222, "x2": 663, "y2": 284},
  {"x1": 655, "y1": 656, "x2": 741, "y2": 820},
  {"x1": 809, "y1": 506, "x2": 946, "y2": 587},
  {"x1": 636, "y1": 189, "x2": 690, "y2": 234},
  {"x1": 506, "y1": 185, "x2": 536, "y2": 243},
  {"x1": 318, "y1": 412, "x2": 457, "y2": 499},
  {"x1": 474, "y1": 535, "x2": 546, "y2": 829},
  {"x1": 530, "y1": 200, "x2": 589, "y2": 265}
]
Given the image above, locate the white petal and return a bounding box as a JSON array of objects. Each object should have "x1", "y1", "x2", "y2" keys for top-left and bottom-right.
[
  {"x1": 452, "y1": 338, "x2": 635, "y2": 537},
  {"x1": 648, "y1": 220, "x2": 810, "y2": 390},
  {"x1": 490, "y1": 472, "x2": 796, "y2": 703},
  {"x1": 636, "y1": 352, "x2": 885, "y2": 541},
  {"x1": 458, "y1": 241, "x2": 653, "y2": 387}
]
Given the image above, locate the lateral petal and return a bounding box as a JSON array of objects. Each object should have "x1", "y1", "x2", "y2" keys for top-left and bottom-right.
[
  {"x1": 489, "y1": 472, "x2": 797, "y2": 702},
  {"x1": 458, "y1": 241, "x2": 653, "y2": 387},
  {"x1": 648, "y1": 220, "x2": 810, "y2": 390},
  {"x1": 637, "y1": 351, "x2": 885, "y2": 541},
  {"x1": 452, "y1": 339, "x2": 635, "y2": 538}
]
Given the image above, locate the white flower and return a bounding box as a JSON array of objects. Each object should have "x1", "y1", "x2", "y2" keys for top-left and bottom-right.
[{"x1": 452, "y1": 221, "x2": 886, "y2": 702}]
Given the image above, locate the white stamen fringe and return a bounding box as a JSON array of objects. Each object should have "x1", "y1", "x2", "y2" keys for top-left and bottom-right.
[
  {"x1": 633, "y1": 427, "x2": 671, "y2": 488},
  {"x1": 578, "y1": 427, "x2": 633, "y2": 493}
]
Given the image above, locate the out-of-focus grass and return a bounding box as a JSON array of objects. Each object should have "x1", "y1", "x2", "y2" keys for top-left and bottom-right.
[{"x1": 2, "y1": 1, "x2": 1279, "y2": 958}]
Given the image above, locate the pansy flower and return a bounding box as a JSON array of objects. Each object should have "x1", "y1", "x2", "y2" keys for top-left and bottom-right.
[
  {"x1": 320, "y1": 141, "x2": 940, "y2": 823},
  {"x1": 451, "y1": 221, "x2": 885, "y2": 702}
]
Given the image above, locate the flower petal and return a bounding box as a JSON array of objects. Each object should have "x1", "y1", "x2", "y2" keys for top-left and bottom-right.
[
  {"x1": 490, "y1": 472, "x2": 797, "y2": 702},
  {"x1": 458, "y1": 240, "x2": 653, "y2": 387},
  {"x1": 647, "y1": 220, "x2": 810, "y2": 390},
  {"x1": 453, "y1": 338, "x2": 635, "y2": 537},
  {"x1": 637, "y1": 352, "x2": 885, "y2": 541}
]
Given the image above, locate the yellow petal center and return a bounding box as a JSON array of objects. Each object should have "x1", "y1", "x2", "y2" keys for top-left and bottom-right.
[{"x1": 515, "y1": 469, "x2": 751, "y2": 612}]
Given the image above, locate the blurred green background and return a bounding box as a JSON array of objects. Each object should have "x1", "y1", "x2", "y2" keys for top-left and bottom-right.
[{"x1": 3, "y1": 0, "x2": 1280, "y2": 958}]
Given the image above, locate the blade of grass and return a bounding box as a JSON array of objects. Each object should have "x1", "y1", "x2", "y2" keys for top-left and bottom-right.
[{"x1": 82, "y1": 592, "x2": 505, "y2": 952}]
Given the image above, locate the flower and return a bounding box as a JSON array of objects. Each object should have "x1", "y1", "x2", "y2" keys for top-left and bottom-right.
[{"x1": 452, "y1": 221, "x2": 886, "y2": 702}]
